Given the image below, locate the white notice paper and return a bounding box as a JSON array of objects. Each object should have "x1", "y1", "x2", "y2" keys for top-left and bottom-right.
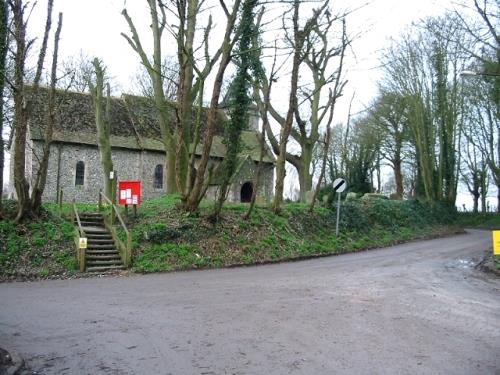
[
  {"x1": 120, "y1": 190, "x2": 126, "y2": 200},
  {"x1": 126, "y1": 189, "x2": 132, "y2": 199}
]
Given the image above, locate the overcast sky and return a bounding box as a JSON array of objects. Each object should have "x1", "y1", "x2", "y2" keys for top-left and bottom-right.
[
  {"x1": 11, "y1": 0, "x2": 494, "y2": 208},
  {"x1": 30, "y1": 0, "x2": 454, "y2": 116}
]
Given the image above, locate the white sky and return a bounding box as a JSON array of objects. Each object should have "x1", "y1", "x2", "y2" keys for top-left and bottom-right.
[{"x1": 6, "y1": 0, "x2": 497, "y2": 209}]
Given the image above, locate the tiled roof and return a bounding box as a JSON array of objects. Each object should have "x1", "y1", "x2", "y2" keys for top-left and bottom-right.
[{"x1": 28, "y1": 87, "x2": 275, "y2": 163}]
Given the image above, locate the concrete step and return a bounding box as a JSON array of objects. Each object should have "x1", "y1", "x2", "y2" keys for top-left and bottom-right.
[
  {"x1": 86, "y1": 250, "x2": 120, "y2": 255},
  {"x1": 80, "y1": 212, "x2": 103, "y2": 217},
  {"x1": 87, "y1": 259, "x2": 123, "y2": 266},
  {"x1": 83, "y1": 227, "x2": 109, "y2": 234},
  {"x1": 88, "y1": 244, "x2": 116, "y2": 250},
  {"x1": 86, "y1": 255, "x2": 122, "y2": 261},
  {"x1": 86, "y1": 265, "x2": 126, "y2": 273},
  {"x1": 81, "y1": 222, "x2": 104, "y2": 228},
  {"x1": 86, "y1": 233, "x2": 113, "y2": 239},
  {"x1": 77, "y1": 216, "x2": 103, "y2": 221},
  {"x1": 87, "y1": 239, "x2": 115, "y2": 245}
]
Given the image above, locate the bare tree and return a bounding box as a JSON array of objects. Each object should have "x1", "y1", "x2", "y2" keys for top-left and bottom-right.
[
  {"x1": 183, "y1": 0, "x2": 244, "y2": 211},
  {"x1": 122, "y1": 1, "x2": 177, "y2": 193},
  {"x1": 0, "y1": 0, "x2": 8, "y2": 216},
  {"x1": 57, "y1": 51, "x2": 93, "y2": 92},
  {"x1": 381, "y1": 14, "x2": 470, "y2": 204},
  {"x1": 367, "y1": 91, "x2": 409, "y2": 198},
  {"x1": 130, "y1": 56, "x2": 178, "y2": 100},
  {"x1": 29, "y1": 11, "x2": 63, "y2": 211},
  {"x1": 255, "y1": 1, "x2": 349, "y2": 204},
  {"x1": 10, "y1": 0, "x2": 63, "y2": 221},
  {"x1": 88, "y1": 58, "x2": 114, "y2": 200}
]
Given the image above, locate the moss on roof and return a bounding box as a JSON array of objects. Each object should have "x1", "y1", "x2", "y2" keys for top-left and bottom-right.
[{"x1": 28, "y1": 87, "x2": 275, "y2": 163}]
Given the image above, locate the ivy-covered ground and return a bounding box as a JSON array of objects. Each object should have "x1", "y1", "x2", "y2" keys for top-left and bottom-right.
[
  {"x1": 1, "y1": 195, "x2": 484, "y2": 280},
  {"x1": 0, "y1": 201, "x2": 76, "y2": 281},
  {"x1": 124, "y1": 196, "x2": 461, "y2": 273}
]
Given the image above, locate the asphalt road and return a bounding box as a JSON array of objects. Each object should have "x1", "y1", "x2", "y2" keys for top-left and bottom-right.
[{"x1": 1, "y1": 230, "x2": 499, "y2": 375}]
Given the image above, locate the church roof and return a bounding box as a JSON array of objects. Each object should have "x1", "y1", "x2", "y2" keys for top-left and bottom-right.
[{"x1": 28, "y1": 87, "x2": 275, "y2": 164}]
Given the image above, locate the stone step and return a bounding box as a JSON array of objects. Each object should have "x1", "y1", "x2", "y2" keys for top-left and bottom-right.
[
  {"x1": 78, "y1": 214, "x2": 103, "y2": 219},
  {"x1": 80, "y1": 212, "x2": 103, "y2": 217},
  {"x1": 78, "y1": 216, "x2": 103, "y2": 221},
  {"x1": 86, "y1": 255, "x2": 122, "y2": 261},
  {"x1": 87, "y1": 239, "x2": 115, "y2": 245},
  {"x1": 86, "y1": 233, "x2": 113, "y2": 239},
  {"x1": 77, "y1": 216, "x2": 103, "y2": 221},
  {"x1": 88, "y1": 244, "x2": 116, "y2": 250},
  {"x1": 86, "y1": 265, "x2": 126, "y2": 273},
  {"x1": 86, "y1": 250, "x2": 120, "y2": 255},
  {"x1": 86, "y1": 259, "x2": 123, "y2": 266},
  {"x1": 83, "y1": 227, "x2": 109, "y2": 234},
  {"x1": 81, "y1": 222, "x2": 104, "y2": 228}
]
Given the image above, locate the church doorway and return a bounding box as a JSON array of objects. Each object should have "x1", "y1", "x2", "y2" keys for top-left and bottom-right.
[{"x1": 240, "y1": 182, "x2": 253, "y2": 203}]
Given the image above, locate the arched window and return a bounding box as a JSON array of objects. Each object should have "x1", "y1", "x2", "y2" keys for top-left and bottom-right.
[
  {"x1": 75, "y1": 161, "x2": 85, "y2": 186},
  {"x1": 154, "y1": 164, "x2": 163, "y2": 189},
  {"x1": 240, "y1": 181, "x2": 253, "y2": 203}
]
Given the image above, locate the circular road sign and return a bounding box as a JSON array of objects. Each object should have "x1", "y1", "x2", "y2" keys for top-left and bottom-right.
[{"x1": 333, "y1": 178, "x2": 347, "y2": 193}]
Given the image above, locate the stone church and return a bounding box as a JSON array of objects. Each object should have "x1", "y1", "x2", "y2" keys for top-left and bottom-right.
[{"x1": 10, "y1": 87, "x2": 275, "y2": 204}]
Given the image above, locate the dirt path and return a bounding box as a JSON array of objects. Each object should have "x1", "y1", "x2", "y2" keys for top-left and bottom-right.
[{"x1": 1, "y1": 229, "x2": 499, "y2": 374}]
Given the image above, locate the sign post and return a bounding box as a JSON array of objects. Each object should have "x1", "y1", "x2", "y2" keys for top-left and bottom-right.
[{"x1": 333, "y1": 178, "x2": 347, "y2": 236}]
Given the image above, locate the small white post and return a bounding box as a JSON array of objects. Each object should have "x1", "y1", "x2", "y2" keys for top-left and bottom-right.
[{"x1": 336, "y1": 192, "x2": 341, "y2": 236}]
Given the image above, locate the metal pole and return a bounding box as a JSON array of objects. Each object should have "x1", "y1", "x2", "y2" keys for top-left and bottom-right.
[{"x1": 335, "y1": 192, "x2": 341, "y2": 236}]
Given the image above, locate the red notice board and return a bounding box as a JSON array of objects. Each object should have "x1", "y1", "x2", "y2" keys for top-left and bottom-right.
[{"x1": 118, "y1": 180, "x2": 141, "y2": 205}]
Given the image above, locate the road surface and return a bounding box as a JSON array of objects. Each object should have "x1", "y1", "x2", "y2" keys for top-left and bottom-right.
[{"x1": 1, "y1": 229, "x2": 499, "y2": 374}]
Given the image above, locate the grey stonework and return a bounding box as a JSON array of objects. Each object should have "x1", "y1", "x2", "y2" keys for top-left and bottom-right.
[
  {"x1": 25, "y1": 141, "x2": 274, "y2": 204},
  {"x1": 204, "y1": 160, "x2": 274, "y2": 204}
]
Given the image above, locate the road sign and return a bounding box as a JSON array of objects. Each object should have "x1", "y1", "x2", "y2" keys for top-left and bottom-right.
[
  {"x1": 333, "y1": 178, "x2": 347, "y2": 193},
  {"x1": 79, "y1": 237, "x2": 87, "y2": 249},
  {"x1": 493, "y1": 231, "x2": 500, "y2": 255},
  {"x1": 333, "y1": 178, "x2": 347, "y2": 236}
]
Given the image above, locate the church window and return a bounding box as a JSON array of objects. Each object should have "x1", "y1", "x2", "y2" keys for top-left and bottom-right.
[
  {"x1": 75, "y1": 161, "x2": 85, "y2": 186},
  {"x1": 154, "y1": 164, "x2": 163, "y2": 189}
]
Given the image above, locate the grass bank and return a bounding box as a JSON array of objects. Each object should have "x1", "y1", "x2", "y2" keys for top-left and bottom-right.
[
  {"x1": 124, "y1": 196, "x2": 460, "y2": 273},
  {"x1": 0, "y1": 201, "x2": 76, "y2": 281},
  {"x1": 0, "y1": 196, "x2": 467, "y2": 280}
]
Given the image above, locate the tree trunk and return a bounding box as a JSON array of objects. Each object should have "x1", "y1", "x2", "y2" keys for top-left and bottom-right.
[
  {"x1": 273, "y1": 0, "x2": 302, "y2": 214},
  {"x1": 12, "y1": 0, "x2": 31, "y2": 221},
  {"x1": 89, "y1": 59, "x2": 114, "y2": 200},
  {"x1": 175, "y1": 0, "x2": 197, "y2": 194},
  {"x1": 184, "y1": 0, "x2": 241, "y2": 211},
  {"x1": 298, "y1": 157, "x2": 312, "y2": 203},
  {"x1": 394, "y1": 158, "x2": 403, "y2": 199},
  {"x1": 0, "y1": 0, "x2": 7, "y2": 216},
  {"x1": 31, "y1": 12, "x2": 63, "y2": 211},
  {"x1": 497, "y1": 183, "x2": 500, "y2": 213},
  {"x1": 122, "y1": 4, "x2": 177, "y2": 193},
  {"x1": 309, "y1": 124, "x2": 331, "y2": 212},
  {"x1": 472, "y1": 192, "x2": 479, "y2": 213}
]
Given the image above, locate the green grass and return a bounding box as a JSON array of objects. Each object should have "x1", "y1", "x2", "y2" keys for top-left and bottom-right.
[
  {"x1": 0, "y1": 211, "x2": 76, "y2": 280},
  {"x1": 1, "y1": 195, "x2": 462, "y2": 279},
  {"x1": 124, "y1": 195, "x2": 460, "y2": 274}
]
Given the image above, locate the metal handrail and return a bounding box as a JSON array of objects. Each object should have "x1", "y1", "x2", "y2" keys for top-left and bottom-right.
[{"x1": 99, "y1": 191, "x2": 132, "y2": 267}]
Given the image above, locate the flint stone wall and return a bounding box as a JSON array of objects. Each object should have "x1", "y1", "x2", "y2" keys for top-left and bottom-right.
[{"x1": 29, "y1": 141, "x2": 274, "y2": 204}]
